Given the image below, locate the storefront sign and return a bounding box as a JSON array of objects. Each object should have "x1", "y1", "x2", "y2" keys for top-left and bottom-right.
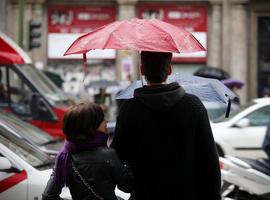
[
  {"x1": 137, "y1": 4, "x2": 207, "y2": 62},
  {"x1": 47, "y1": 5, "x2": 116, "y2": 59}
]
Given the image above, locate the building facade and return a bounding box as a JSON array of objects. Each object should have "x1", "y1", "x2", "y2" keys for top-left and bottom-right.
[{"x1": 2, "y1": 0, "x2": 270, "y2": 103}]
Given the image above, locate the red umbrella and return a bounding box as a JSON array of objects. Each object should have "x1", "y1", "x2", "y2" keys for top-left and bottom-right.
[
  {"x1": 64, "y1": 18, "x2": 206, "y2": 76},
  {"x1": 65, "y1": 18, "x2": 205, "y2": 55}
]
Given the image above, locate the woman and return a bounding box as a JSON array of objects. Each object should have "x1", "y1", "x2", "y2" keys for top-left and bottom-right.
[{"x1": 42, "y1": 102, "x2": 133, "y2": 200}]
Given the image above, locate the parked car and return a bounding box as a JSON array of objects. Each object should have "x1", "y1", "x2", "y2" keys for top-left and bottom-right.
[
  {"x1": 0, "y1": 109, "x2": 118, "y2": 155},
  {"x1": 0, "y1": 128, "x2": 130, "y2": 200},
  {"x1": 0, "y1": 109, "x2": 63, "y2": 155},
  {"x1": 0, "y1": 131, "x2": 70, "y2": 200},
  {"x1": 0, "y1": 32, "x2": 74, "y2": 138},
  {"x1": 211, "y1": 97, "x2": 270, "y2": 158}
]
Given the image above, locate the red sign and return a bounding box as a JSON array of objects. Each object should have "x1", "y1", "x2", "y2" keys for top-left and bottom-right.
[
  {"x1": 137, "y1": 4, "x2": 207, "y2": 63},
  {"x1": 137, "y1": 4, "x2": 207, "y2": 32},
  {"x1": 48, "y1": 5, "x2": 116, "y2": 33}
]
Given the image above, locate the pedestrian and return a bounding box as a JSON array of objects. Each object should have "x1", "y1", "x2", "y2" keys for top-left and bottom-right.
[
  {"x1": 42, "y1": 101, "x2": 133, "y2": 200},
  {"x1": 0, "y1": 70, "x2": 7, "y2": 102},
  {"x1": 111, "y1": 51, "x2": 221, "y2": 200}
]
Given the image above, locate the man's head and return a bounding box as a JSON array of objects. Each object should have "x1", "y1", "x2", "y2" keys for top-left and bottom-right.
[{"x1": 140, "y1": 51, "x2": 172, "y2": 84}]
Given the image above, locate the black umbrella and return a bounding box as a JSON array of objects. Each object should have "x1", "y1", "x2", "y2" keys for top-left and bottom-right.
[{"x1": 194, "y1": 67, "x2": 230, "y2": 80}]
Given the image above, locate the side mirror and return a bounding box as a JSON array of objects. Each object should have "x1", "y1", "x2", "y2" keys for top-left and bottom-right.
[
  {"x1": 0, "y1": 157, "x2": 12, "y2": 170},
  {"x1": 0, "y1": 157, "x2": 20, "y2": 173},
  {"x1": 235, "y1": 118, "x2": 250, "y2": 128}
]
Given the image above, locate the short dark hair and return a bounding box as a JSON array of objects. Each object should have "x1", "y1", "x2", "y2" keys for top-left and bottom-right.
[
  {"x1": 141, "y1": 51, "x2": 172, "y2": 83},
  {"x1": 62, "y1": 101, "x2": 104, "y2": 143}
]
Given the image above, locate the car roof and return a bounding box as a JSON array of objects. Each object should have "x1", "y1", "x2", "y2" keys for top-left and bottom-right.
[{"x1": 253, "y1": 97, "x2": 270, "y2": 104}]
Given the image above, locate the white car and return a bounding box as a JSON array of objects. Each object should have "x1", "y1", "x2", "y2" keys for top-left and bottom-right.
[
  {"x1": 0, "y1": 130, "x2": 130, "y2": 200},
  {"x1": 211, "y1": 97, "x2": 270, "y2": 159}
]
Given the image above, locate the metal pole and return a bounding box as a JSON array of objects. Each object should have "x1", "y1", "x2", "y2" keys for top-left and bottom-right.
[{"x1": 18, "y1": 0, "x2": 24, "y2": 48}]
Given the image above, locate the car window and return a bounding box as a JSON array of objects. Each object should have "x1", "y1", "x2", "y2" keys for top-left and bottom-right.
[
  {"x1": 20, "y1": 64, "x2": 73, "y2": 107},
  {"x1": 0, "y1": 126, "x2": 53, "y2": 167},
  {"x1": 0, "y1": 110, "x2": 54, "y2": 145},
  {"x1": 0, "y1": 65, "x2": 33, "y2": 116},
  {"x1": 213, "y1": 102, "x2": 256, "y2": 123},
  {"x1": 245, "y1": 106, "x2": 270, "y2": 126}
]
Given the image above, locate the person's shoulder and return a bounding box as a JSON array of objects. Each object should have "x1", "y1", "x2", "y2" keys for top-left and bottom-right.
[
  {"x1": 182, "y1": 93, "x2": 202, "y2": 104},
  {"x1": 97, "y1": 147, "x2": 116, "y2": 155},
  {"x1": 118, "y1": 98, "x2": 138, "y2": 113},
  {"x1": 96, "y1": 147, "x2": 119, "y2": 160},
  {"x1": 181, "y1": 93, "x2": 206, "y2": 111}
]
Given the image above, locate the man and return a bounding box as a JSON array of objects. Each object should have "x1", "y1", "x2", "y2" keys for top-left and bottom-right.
[{"x1": 111, "y1": 51, "x2": 221, "y2": 200}]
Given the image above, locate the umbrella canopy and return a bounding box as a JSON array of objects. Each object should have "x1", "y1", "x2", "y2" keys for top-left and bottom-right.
[
  {"x1": 194, "y1": 67, "x2": 230, "y2": 80},
  {"x1": 64, "y1": 18, "x2": 205, "y2": 56},
  {"x1": 86, "y1": 80, "x2": 119, "y2": 89},
  {"x1": 116, "y1": 74, "x2": 236, "y2": 105}
]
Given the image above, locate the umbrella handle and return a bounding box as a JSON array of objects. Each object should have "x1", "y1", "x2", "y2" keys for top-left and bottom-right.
[
  {"x1": 83, "y1": 52, "x2": 87, "y2": 82},
  {"x1": 225, "y1": 98, "x2": 231, "y2": 118},
  {"x1": 137, "y1": 51, "x2": 144, "y2": 87}
]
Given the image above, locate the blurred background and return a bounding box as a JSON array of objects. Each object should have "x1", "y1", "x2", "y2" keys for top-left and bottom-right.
[
  {"x1": 0, "y1": 0, "x2": 270, "y2": 122},
  {"x1": 0, "y1": 0, "x2": 270, "y2": 133},
  {"x1": 1, "y1": 1, "x2": 270, "y2": 199},
  {"x1": 1, "y1": 0, "x2": 269, "y2": 100}
]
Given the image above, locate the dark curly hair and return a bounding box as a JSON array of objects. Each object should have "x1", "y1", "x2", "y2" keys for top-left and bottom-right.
[{"x1": 62, "y1": 101, "x2": 104, "y2": 143}]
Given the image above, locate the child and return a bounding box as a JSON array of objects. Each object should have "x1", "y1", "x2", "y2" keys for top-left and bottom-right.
[{"x1": 42, "y1": 102, "x2": 133, "y2": 200}]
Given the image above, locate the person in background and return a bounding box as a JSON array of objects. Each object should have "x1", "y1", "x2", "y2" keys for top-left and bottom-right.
[
  {"x1": 263, "y1": 87, "x2": 270, "y2": 97},
  {"x1": 42, "y1": 102, "x2": 133, "y2": 200},
  {"x1": 111, "y1": 51, "x2": 221, "y2": 200},
  {"x1": 0, "y1": 70, "x2": 7, "y2": 102},
  {"x1": 94, "y1": 88, "x2": 112, "y2": 118}
]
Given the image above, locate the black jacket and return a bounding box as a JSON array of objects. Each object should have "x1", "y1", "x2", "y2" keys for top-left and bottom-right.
[
  {"x1": 111, "y1": 82, "x2": 221, "y2": 200},
  {"x1": 42, "y1": 147, "x2": 133, "y2": 200}
]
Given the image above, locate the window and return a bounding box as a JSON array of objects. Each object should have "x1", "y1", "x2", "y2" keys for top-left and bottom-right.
[
  {"x1": 8, "y1": 68, "x2": 33, "y2": 116},
  {"x1": 0, "y1": 126, "x2": 53, "y2": 168},
  {"x1": 0, "y1": 66, "x2": 34, "y2": 116},
  {"x1": 245, "y1": 106, "x2": 270, "y2": 126}
]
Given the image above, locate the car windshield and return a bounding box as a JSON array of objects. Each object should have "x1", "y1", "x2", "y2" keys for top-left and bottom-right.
[
  {"x1": 19, "y1": 64, "x2": 73, "y2": 107},
  {"x1": 212, "y1": 102, "x2": 256, "y2": 123},
  {"x1": 203, "y1": 102, "x2": 227, "y2": 121},
  {"x1": 0, "y1": 110, "x2": 56, "y2": 145},
  {"x1": 0, "y1": 127, "x2": 53, "y2": 168}
]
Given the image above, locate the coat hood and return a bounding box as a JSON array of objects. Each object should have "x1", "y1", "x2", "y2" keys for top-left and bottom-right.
[{"x1": 134, "y1": 82, "x2": 185, "y2": 112}]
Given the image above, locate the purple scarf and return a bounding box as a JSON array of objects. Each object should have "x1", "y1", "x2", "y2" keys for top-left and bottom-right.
[{"x1": 54, "y1": 131, "x2": 108, "y2": 187}]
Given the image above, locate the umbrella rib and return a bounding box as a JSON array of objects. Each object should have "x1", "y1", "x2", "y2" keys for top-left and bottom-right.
[
  {"x1": 64, "y1": 24, "x2": 110, "y2": 55},
  {"x1": 100, "y1": 21, "x2": 126, "y2": 49},
  {"x1": 149, "y1": 23, "x2": 181, "y2": 52},
  {"x1": 151, "y1": 20, "x2": 205, "y2": 53}
]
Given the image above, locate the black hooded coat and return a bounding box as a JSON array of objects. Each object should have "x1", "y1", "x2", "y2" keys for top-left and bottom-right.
[{"x1": 111, "y1": 82, "x2": 221, "y2": 200}]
